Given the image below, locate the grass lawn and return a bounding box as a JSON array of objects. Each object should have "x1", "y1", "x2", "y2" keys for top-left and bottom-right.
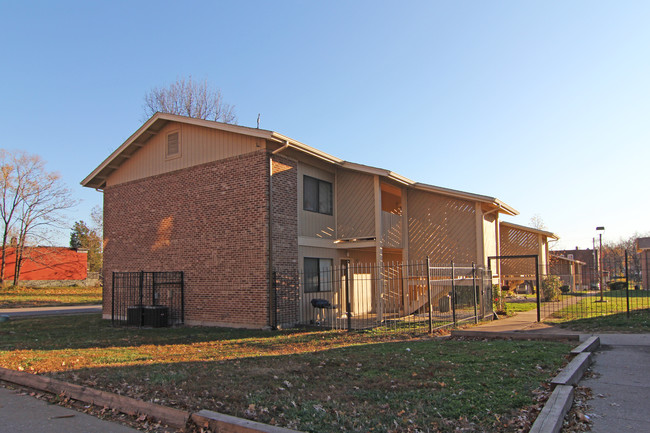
[
  {"x1": 550, "y1": 310, "x2": 650, "y2": 332},
  {"x1": 505, "y1": 301, "x2": 537, "y2": 316},
  {"x1": 0, "y1": 314, "x2": 572, "y2": 432},
  {"x1": 545, "y1": 290, "x2": 650, "y2": 332},
  {"x1": 0, "y1": 285, "x2": 102, "y2": 308}
]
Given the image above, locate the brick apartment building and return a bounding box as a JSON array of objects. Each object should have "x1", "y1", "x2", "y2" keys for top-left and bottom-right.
[{"x1": 83, "y1": 113, "x2": 535, "y2": 329}]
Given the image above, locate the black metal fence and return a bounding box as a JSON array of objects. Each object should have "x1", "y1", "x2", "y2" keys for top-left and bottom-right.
[
  {"x1": 294, "y1": 260, "x2": 493, "y2": 333},
  {"x1": 111, "y1": 271, "x2": 184, "y2": 327},
  {"x1": 540, "y1": 251, "x2": 650, "y2": 323}
]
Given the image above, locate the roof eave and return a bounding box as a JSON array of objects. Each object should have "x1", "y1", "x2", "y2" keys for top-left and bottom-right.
[{"x1": 500, "y1": 221, "x2": 559, "y2": 240}]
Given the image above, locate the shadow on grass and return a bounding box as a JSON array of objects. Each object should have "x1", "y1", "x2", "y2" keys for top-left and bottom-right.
[
  {"x1": 0, "y1": 314, "x2": 338, "y2": 351},
  {"x1": 46, "y1": 338, "x2": 571, "y2": 433},
  {"x1": 550, "y1": 309, "x2": 650, "y2": 332}
]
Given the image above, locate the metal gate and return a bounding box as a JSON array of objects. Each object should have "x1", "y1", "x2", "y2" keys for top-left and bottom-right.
[{"x1": 111, "y1": 271, "x2": 184, "y2": 326}]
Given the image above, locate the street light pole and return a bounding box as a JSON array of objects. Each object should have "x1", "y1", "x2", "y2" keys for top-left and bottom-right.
[{"x1": 596, "y1": 227, "x2": 605, "y2": 302}]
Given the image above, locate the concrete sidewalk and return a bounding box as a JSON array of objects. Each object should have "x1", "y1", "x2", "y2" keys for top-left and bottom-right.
[
  {"x1": 579, "y1": 334, "x2": 650, "y2": 432},
  {"x1": 0, "y1": 305, "x2": 101, "y2": 318},
  {"x1": 453, "y1": 308, "x2": 581, "y2": 338},
  {"x1": 0, "y1": 385, "x2": 139, "y2": 433},
  {"x1": 455, "y1": 309, "x2": 650, "y2": 432}
]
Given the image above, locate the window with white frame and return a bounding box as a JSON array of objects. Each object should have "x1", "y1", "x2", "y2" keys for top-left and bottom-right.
[{"x1": 303, "y1": 175, "x2": 332, "y2": 215}]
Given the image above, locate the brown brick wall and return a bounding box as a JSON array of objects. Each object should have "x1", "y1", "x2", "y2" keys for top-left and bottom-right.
[
  {"x1": 270, "y1": 155, "x2": 299, "y2": 327},
  {"x1": 103, "y1": 150, "x2": 273, "y2": 328}
]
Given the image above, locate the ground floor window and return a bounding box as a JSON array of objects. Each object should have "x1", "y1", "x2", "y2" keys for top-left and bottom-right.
[{"x1": 304, "y1": 257, "x2": 333, "y2": 292}]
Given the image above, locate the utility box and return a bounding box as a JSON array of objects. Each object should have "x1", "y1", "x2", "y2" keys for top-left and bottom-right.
[
  {"x1": 127, "y1": 305, "x2": 143, "y2": 326},
  {"x1": 143, "y1": 306, "x2": 169, "y2": 328}
]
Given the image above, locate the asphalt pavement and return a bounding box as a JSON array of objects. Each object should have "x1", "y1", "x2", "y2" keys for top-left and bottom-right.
[
  {"x1": 0, "y1": 304, "x2": 101, "y2": 318},
  {"x1": 0, "y1": 385, "x2": 139, "y2": 433}
]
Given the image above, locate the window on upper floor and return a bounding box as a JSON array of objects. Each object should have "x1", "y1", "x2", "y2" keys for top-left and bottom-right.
[
  {"x1": 303, "y1": 175, "x2": 332, "y2": 215},
  {"x1": 304, "y1": 257, "x2": 333, "y2": 292}
]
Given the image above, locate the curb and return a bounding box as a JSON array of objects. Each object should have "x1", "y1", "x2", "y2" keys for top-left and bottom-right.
[
  {"x1": 529, "y1": 385, "x2": 574, "y2": 433},
  {"x1": 529, "y1": 335, "x2": 600, "y2": 433},
  {"x1": 0, "y1": 367, "x2": 302, "y2": 433},
  {"x1": 570, "y1": 336, "x2": 600, "y2": 355},
  {"x1": 551, "y1": 352, "x2": 592, "y2": 387},
  {"x1": 192, "y1": 410, "x2": 301, "y2": 433}
]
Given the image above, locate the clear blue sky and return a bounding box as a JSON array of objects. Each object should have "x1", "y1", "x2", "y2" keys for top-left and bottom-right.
[{"x1": 2, "y1": 1, "x2": 649, "y2": 249}]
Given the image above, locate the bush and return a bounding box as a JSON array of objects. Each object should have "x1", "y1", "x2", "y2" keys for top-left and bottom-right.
[
  {"x1": 608, "y1": 281, "x2": 627, "y2": 291},
  {"x1": 542, "y1": 275, "x2": 562, "y2": 302},
  {"x1": 560, "y1": 285, "x2": 570, "y2": 294},
  {"x1": 493, "y1": 284, "x2": 503, "y2": 312}
]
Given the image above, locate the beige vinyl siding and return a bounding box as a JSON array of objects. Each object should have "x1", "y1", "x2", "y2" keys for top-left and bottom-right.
[
  {"x1": 298, "y1": 163, "x2": 336, "y2": 239},
  {"x1": 499, "y1": 225, "x2": 539, "y2": 276},
  {"x1": 107, "y1": 122, "x2": 266, "y2": 186},
  {"x1": 482, "y1": 213, "x2": 497, "y2": 267},
  {"x1": 336, "y1": 169, "x2": 375, "y2": 239},
  {"x1": 407, "y1": 189, "x2": 477, "y2": 263}
]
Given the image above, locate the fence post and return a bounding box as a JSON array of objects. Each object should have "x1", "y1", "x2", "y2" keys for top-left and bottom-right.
[
  {"x1": 111, "y1": 272, "x2": 115, "y2": 326},
  {"x1": 152, "y1": 272, "x2": 157, "y2": 306},
  {"x1": 451, "y1": 261, "x2": 457, "y2": 326},
  {"x1": 426, "y1": 256, "x2": 432, "y2": 334},
  {"x1": 535, "y1": 256, "x2": 541, "y2": 322},
  {"x1": 139, "y1": 270, "x2": 144, "y2": 327},
  {"x1": 180, "y1": 271, "x2": 185, "y2": 324},
  {"x1": 472, "y1": 263, "x2": 478, "y2": 324},
  {"x1": 344, "y1": 261, "x2": 351, "y2": 332},
  {"x1": 625, "y1": 250, "x2": 630, "y2": 318},
  {"x1": 272, "y1": 270, "x2": 278, "y2": 329}
]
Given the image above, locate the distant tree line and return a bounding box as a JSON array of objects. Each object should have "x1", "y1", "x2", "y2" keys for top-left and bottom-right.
[{"x1": 70, "y1": 205, "x2": 103, "y2": 274}]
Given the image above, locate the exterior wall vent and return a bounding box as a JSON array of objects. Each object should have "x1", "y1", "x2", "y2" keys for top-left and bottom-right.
[{"x1": 166, "y1": 131, "x2": 180, "y2": 158}]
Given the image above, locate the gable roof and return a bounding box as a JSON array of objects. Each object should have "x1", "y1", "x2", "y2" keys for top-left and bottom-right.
[
  {"x1": 500, "y1": 221, "x2": 559, "y2": 240},
  {"x1": 82, "y1": 112, "x2": 518, "y2": 215}
]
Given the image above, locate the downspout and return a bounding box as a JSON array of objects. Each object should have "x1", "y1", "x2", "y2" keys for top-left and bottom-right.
[{"x1": 268, "y1": 141, "x2": 290, "y2": 329}]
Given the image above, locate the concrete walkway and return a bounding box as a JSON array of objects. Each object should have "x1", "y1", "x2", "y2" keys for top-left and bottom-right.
[
  {"x1": 457, "y1": 310, "x2": 650, "y2": 432},
  {"x1": 579, "y1": 334, "x2": 650, "y2": 432},
  {"x1": 0, "y1": 385, "x2": 139, "y2": 433},
  {"x1": 459, "y1": 307, "x2": 580, "y2": 336},
  {"x1": 0, "y1": 304, "x2": 101, "y2": 318}
]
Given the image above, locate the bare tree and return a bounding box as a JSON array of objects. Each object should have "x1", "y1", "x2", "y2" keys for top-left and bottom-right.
[
  {"x1": 0, "y1": 150, "x2": 76, "y2": 285},
  {"x1": 143, "y1": 76, "x2": 237, "y2": 123},
  {"x1": 90, "y1": 204, "x2": 103, "y2": 233},
  {"x1": 0, "y1": 151, "x2": 45, "y2": 282},
  {"x1": 529, "y1": 214, "x2": 547, "y2": 231}
]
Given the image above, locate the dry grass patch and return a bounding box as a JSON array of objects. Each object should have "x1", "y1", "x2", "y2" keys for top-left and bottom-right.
[{"x1": 0, "y1": 285, "x2": 101, "y2": 308}]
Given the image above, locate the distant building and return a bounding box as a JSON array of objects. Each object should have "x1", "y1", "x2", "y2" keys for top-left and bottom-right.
[
  {"x1": 549, "y1": 255, "x2": 587, "y2": 291},
  {"x1": 636, "y1": 237, "x2": 650, "y2": 290},
  {"x1": 552, "y1": 247, "x2": 597, "y2": 288}
]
